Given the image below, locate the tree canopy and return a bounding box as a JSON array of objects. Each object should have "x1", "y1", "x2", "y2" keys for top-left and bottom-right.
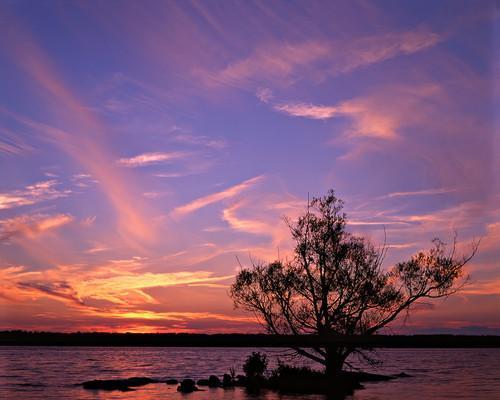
[{"x1": 230, "y1": 190, "x2": 478, "y2": 375}]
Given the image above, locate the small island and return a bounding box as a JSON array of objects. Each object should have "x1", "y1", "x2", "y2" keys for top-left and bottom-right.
[{"x1": 79, "y1": 351, "x2": 411, "y2": 396}]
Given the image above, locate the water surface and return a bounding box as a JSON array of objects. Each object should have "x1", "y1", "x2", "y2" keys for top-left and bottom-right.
[{"x1": 0, "y1": 347, "x2": 498, "y2": 399}]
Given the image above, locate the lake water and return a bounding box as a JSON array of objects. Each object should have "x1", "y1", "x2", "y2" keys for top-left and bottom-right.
[{"x1": 0, "y1": 347, "x2": 498, "y2": 399}]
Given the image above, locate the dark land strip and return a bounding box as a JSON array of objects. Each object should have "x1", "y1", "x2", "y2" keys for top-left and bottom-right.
[{"x1": 1, "y1": 331, "x2": 499, "y2": 347}]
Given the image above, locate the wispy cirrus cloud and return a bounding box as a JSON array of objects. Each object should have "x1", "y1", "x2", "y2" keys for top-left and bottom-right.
[
  {"x1": 153, "y1": 156, "x2": 216, "y2": 179},
  {"x1": 274, "y1": 103, "x2": 338, "y2": 120},
  {"x1": 0, "y1": 23, "x2": 157, "y2": 246},
  {"x1": 142, "y1": 191, "x2": 171, "y2": 199},
  {"x1": 153, "y1": 172, "x2": 188, "y2": 178},
  {"x1": 0, "y1": 127, "x2": 33, "y2": 155},
  {"x1": 198, "y1": 41, "x2": 330, "y2": 88},
  {"x1": 172, "y1": 133, "x2": 227, "y2": 150},
  {"x1": 199, "y1": 27, "x2": 442, "y2": 89},
  {"x1": 117, "y1": 151, "x2": 188, "y2": 167},
  {"x1": 78, "y1": 270, "x2": 234, "y2": 305},
  {"x1": 273, "y1": 99, "x2": 400, "y2": 139},
  {"x1": 0, "y1": 213, "x2": 73, "y2": 242},
  {"x1": 172, "y1": 175, "x2": 264, "y2": 217},
  {"x1": 71, "y1": 173, "x2": 97, "y2": 188},
  {"x1": 268, "y1": 83, "x2": 446, "y2": 153},
  {"x1": 85, "y1": 243, "x2": 109, "y2": 254},
  {"x1": 215, "y1": 192, "x2": 308, "y2": 260},
  {"x1": 161, "y1": 242, "x2": 252, "y2": 269},
  {"x1": 256, "y1": 87, "x2": 273, "y2": 103},
  {"x1": 385, "y1": 187, "x2": 457, "y2": 198},
  {"x1": 328, "y1": 28, "x2": 442, "y2": 76},
  {"x1": 0, "y1": 180, "x2": 71, "y2": 210},
  {"x1": 222, "y1": 202, "x2": 270, "y2": 235},
  {"x1": 346, "y1": 197, "x2": 496, "y2": 258}
]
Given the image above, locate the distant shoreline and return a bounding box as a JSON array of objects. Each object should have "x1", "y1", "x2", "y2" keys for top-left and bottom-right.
[{"x1": 1, "y1": 331, "x2": 499, "y2": 348}]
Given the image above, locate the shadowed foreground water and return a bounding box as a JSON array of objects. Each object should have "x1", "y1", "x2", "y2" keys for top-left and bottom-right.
[{"x1": 0, "y1": 347, "x2": 499, "y2": 399}]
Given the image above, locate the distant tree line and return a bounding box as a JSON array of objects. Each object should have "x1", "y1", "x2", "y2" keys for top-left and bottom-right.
[{"x1": 1, "y1": 330, "x2": 499, "y2": 347}]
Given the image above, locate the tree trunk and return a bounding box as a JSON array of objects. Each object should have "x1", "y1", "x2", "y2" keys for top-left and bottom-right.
[{"x1": 324, "y1": 347, "x2": 346, "y2": 377}]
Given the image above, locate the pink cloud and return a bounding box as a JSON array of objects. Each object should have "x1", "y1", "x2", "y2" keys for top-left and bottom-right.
[
  {"x1": 197, "y1": 40, "x2": 330, "y2": 88},
  {"x1": 198, "y1": 27, "x2": 442, "y2": 89},
  {"x1": 274, "y1": 102, "x2": 338, "y2": 120},
  {"x1": 272, "y1": 84, "x2": 444, "y2": 143},
  {"x1": 172, "y1": 175, "x2": 264, "y2": 217},
  {"x1": 0, "y1": 22, "x2": 159, "y2": 247},
  {"x1": 117, "y1": 151, "x2": 188, "y2": 167},
  {"x1": 385, "y1": 187, "x2": 458, "y2": 198},
  {"x1": 0, "y1": 180, "x2": 71, "y2": 210},
  {"x1": 0, "y1": 214, "x2": 73, "y2": 241}
]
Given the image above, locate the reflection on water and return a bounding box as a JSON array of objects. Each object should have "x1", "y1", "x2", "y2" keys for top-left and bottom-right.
[{"x1": 0, "y1": 347, "x2": 499, "y2": 400}]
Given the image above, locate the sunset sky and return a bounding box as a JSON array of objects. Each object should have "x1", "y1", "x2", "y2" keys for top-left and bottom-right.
[{"x1": 0, "y1": 1, "x2": 499, "y2": 334}]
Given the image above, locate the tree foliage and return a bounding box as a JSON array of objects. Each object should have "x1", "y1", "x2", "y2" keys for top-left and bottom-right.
[
  {"x1": 243, "y1": 352, "x2": 268, "y2": 379},
  {"x1": 230, "y1": 190, "x2": 478, "y2": 375}
]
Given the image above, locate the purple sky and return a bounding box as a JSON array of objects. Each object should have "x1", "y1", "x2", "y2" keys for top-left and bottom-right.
[{"x1": 0, "y1": 0, "x2": 499, "y2": 333}]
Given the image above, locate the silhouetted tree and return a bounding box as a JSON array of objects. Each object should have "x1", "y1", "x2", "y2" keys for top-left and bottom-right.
[
  {"x1": 243, "y1": 352, "x2": 268, "y2": 379},
  {"x1": 230, "y1": 190, "x2": 478, "y2": 376}
]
